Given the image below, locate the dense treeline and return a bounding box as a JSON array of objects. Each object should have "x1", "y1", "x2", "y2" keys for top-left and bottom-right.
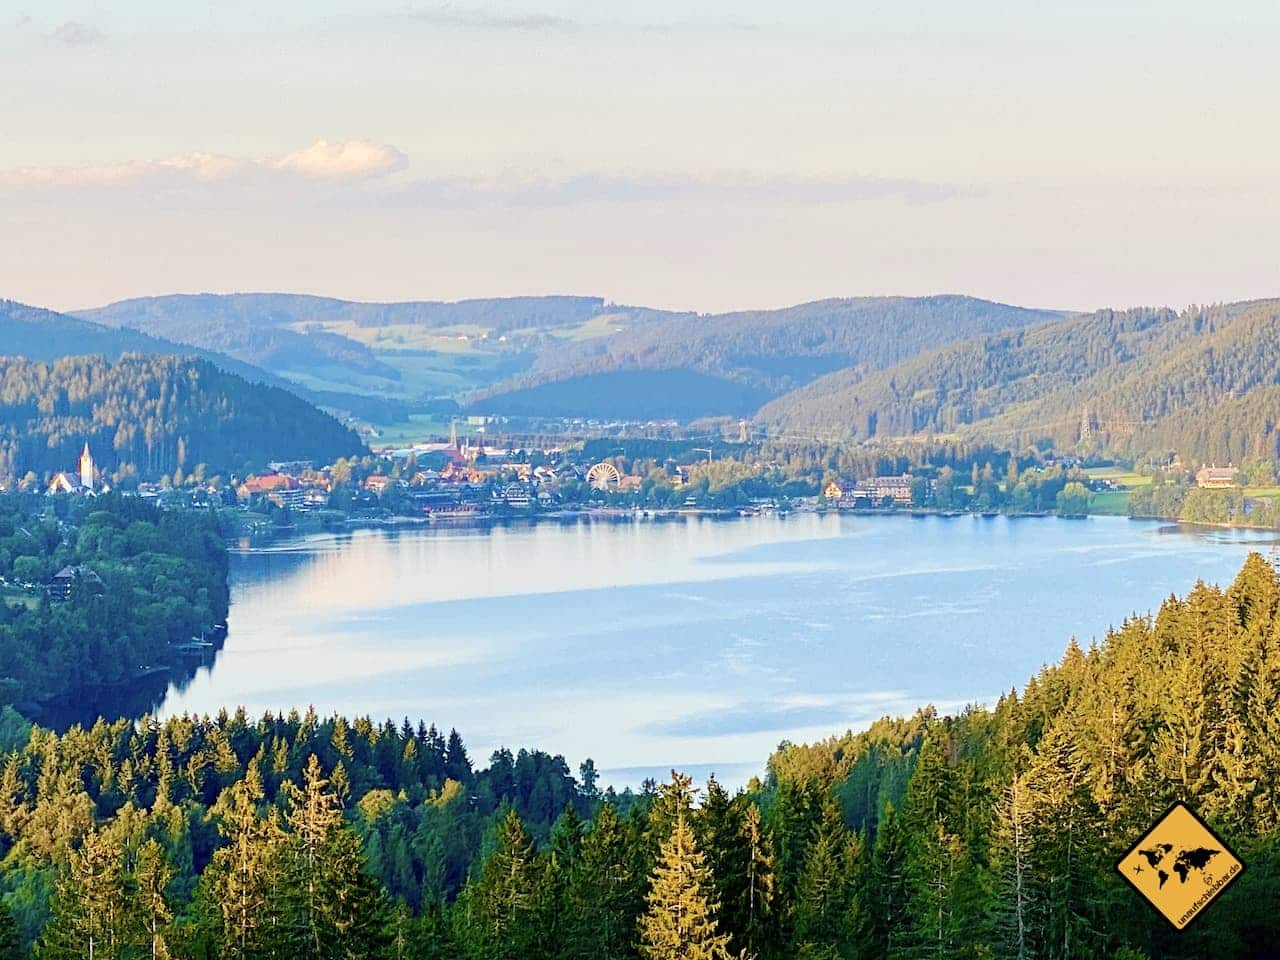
[
  {"x1": 0, "y1": 494, "x2": 228, "y2": 707},
  {"x1": 0, "y1": 556, "x2": 1277, "y2": 956},
  {"x1": 760, "y1": 299, "x2": 1280, "y2": 467},
  {"x1": 476, "y1": 296, "x2": 1060, "y2": 418},
  {"x1": 0, "y1": 299, "x2": 440, "y2": 427},
  {"x1": 758, "y1": 306, "x2": 1176, "y2": 438},
  {"x1": 0, "y1": 301, "x2": 291, "y2": 393},
  {"x1": 770, "y1": 552, "x2": 1280, "y2": 959},
  {"x1": 1129, "y1": 482, "x2": 1280, "y2": 528},
  {"x1": 0, "y1": 354, "x2": 364, "y2": 484},
  {"x1": 0, "y1": 708, "x2": 606, "y2": 956}
]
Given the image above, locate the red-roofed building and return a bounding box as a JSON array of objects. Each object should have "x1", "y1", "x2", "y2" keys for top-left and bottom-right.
[{"x1": 236, "y1": 472, "x2": 301, "y2": 501}]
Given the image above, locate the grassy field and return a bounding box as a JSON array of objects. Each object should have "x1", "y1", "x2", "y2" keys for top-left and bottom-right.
[
  {"x1": 1243, "y1": 486, "x2": 1280, "y2": 498},
  {"x1": 0, "y1": 585, "x2": 38, "y2": 610},
  {"x1": 366, "y1": 415, "x2": 485, "y2": 447},
  {"x1": 1082, "y1": 467, "x2": 1149, "y2": 516},
  {"x1": 1085, "y1": 466, "x2": 1152, "y2": 487},
  {"x1": 1089, "y1": 489, "x2": 1132, "y2": 515}
]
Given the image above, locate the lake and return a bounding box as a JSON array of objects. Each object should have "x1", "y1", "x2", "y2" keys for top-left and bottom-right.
[{"x1": 156, "y1": 514, "x2": 1278, "y2": 788}]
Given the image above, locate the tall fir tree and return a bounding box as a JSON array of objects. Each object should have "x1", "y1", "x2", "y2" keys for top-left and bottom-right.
[
  {"x1": 132, "y1": 839, "x2": 175, "y2": 960},
  {"x1": 37, "y1": 827, "x2": 128, "y2": 960},
  {"x1": 899, "y1": 728, "x2": 964, "y2": 960},
  {"x1": 1023, "y1": 721, "x2": 1098, "y2": 960},
  {"x1": 639, "y1": 779, "x2": 732, "y2": 960},
  {"x1": 792, "y1": 799, "x2": 849, "y2": 958},
  {"x1": 870, "y1": 801, "x2": 911, "y2": 959},
  {"x1": 562, "y1": 802, "x2": 644, "y2": 960},
  {"x1": 0, "y1": 900, "x2": 22, "y2": 960},
  {"x1": 455, "y1": 808, "x2": 545, "y2": 960},
  {"x1": 991, "y1": 772, "x2": 1036, "y2": 960},
  {"x1": 197, "y1": 763, "x2": 292, "y2": 960}
]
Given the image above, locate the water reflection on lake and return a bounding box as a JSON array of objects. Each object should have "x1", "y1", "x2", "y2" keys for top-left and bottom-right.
[{"x1": 156, "y1": 514, "x2": 1278, "y2": 788}]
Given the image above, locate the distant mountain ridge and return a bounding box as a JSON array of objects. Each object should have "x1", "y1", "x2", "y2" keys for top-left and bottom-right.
[
  {"x1": 77, "y1": 292, "x2": 611, "y2": 334},
  {"x1": 1, "y1": 299, "x2": 290, "y2": 387},
  {"x1": 476, "y1": 294, "x2": 1066, "y2": 417},
  {"x1": 75, "y1": 291, "x2": 1065, "y2": 420},
  {"x1": 75, "y1": 293, "x2": 630, "y2": 406},
  {"x1": 1, "y1": 299, "x2": 418, "y2": 424}
]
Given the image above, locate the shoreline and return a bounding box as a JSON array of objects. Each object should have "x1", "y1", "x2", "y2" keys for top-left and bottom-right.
[{"x1": 223, "y1": 509, "x2": 1251, "y2": 555}]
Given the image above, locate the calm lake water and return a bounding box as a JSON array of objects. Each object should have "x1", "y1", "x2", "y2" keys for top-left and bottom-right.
[{"x1": 156, "y1": 514, "x2": 1279, "y2": 788}]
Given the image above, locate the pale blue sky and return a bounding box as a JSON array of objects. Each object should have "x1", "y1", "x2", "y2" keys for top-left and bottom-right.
[{"x1": 2, "y1": 1, "x2": 1278, "y2": 312}]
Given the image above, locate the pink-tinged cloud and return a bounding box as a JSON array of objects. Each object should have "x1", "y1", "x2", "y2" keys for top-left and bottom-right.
[
  {"x1": 273, "y1": 140, "x2": 408, "y2": 180},
  {"x1": 0, "y1": 140, "x2": 407, "y2": 191}
]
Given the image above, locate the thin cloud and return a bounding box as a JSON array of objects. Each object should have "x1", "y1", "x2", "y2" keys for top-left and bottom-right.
[
  {"x1": 400, "y1": 5, "x2": 756, "y2": 34},
  {"x1": 409, "y1": 7, "x2": 575, "y2": 31},
  {"x1": 49, "y1": 20, "x2": 105, "y2": 46},
  {"x1": 389, "y1": 171, "x2": 965, "y2": 209},
  {"x1": 0, "y1": 145, "x2": 961, "y2": 212},
  {"x1": 0, "y1": 139, "x2": 408, "y2": 192}
]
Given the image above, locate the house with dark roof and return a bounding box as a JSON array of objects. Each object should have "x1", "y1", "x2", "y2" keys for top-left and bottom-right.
[{"x1": 45, "y1": 565, "x2": 103, "y2": 603}]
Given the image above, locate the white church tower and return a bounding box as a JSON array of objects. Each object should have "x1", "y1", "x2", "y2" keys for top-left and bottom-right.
[{"x1": 78, "y1": 442, "x2": 95, "y2": 492}]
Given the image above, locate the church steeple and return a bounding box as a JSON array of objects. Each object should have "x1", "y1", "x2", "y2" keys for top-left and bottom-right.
[{"x1": 78, "y1": 442, "x2": 95, "y2": 491}]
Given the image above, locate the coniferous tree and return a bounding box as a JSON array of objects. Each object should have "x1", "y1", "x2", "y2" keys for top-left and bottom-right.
[
  {"x1": 285, "y1": 753, "x2": 345, "y2": 954},
  {"x1": 698, "y1": 778, "x2": 752, "y2": 955},
  {"x1": 455, "y1": 809, "x2": 544, "y2": 960},
  {"x1": 1023, "y1": 721, "x2": 1098, "y2": 960},
  {"x1": 900, "y1": 729, "x2": 964, "y2": 960},
  {"x1": 197, "y1": 763, "x2": 291, "y2": 960},
  {"x1": 765, "y1": 776, "x2": 817, "y2": 932},
  {"x1": 38, "y1": 827, "x2": 128, "y2": 960},
  {"x1": 562, "y1": 802, "x2": 644, "y2": 960},
  {"x1": 0, "y1": 900, "x2": 22, "y2": 960},
  {"x1": 543, "y1": 804, "x2": 585, "y2": 955},
  {"x1": 132, "y1": 839, "x2": 174, "y2": 960},
  {"x1": 870, "y1": 801, "x2": 910, "y2": 959},
  {"x1": 313, "y1": 825, "x2": 391, "y2": 959},
  {"x1": 792, "y1": 800, "x2": 849, "y2": 958},
  {"x1": 638, "y1": 779, "x2": 731, "y2": 960},
  {"x1": 739, "y1": 803, "x2": 778, "y2": 960},
  {"x1": 991, "y1": 773, "x2": 1036, "y2": 960}
]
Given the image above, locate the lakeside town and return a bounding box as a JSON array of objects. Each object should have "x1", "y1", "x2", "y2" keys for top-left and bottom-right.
[{"x1": 6, "y1": 425, "x2": 1275, "y2": 554}]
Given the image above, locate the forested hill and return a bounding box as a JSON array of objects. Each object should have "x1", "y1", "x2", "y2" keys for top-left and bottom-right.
[
  {"x1": 0, "y1": 300, "x2": 287, "y2": 390},
  {"x1": 74, "y1": 293, "x2": 615, "y2": 402},
  {"x1": 77, "y1": 292, "x2": 610, "y2": 338},
  {"x1": 763, "y1": 551, "x2": 1280, "y2": 959},
  {"x1": 758, "y1": 298, "x2": 1280, "y2": 463},
  {"x1": 0, "y1": 354, "x2": 365, "y2": 484},
  {"x1": 1, "y1": 300, "x2": 430, "y2": 425},
  {"x1": 473, "y1": 295, "x2": 1065, "y2": 418},
  {"x1": 0, "y1": 557, "x2": 1275, "y2": 957},
  {"x1": 73, "y1": 291, "x2": 1063, "y2": 420}
]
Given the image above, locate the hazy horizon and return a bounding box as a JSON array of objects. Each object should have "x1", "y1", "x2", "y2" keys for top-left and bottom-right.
[
  {"x1": 67, "y1": 287, "x2": 1083, "y2": 317},
  {"x1": 4, "y1": 1, "x2": 1279, "y2": 313}
]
